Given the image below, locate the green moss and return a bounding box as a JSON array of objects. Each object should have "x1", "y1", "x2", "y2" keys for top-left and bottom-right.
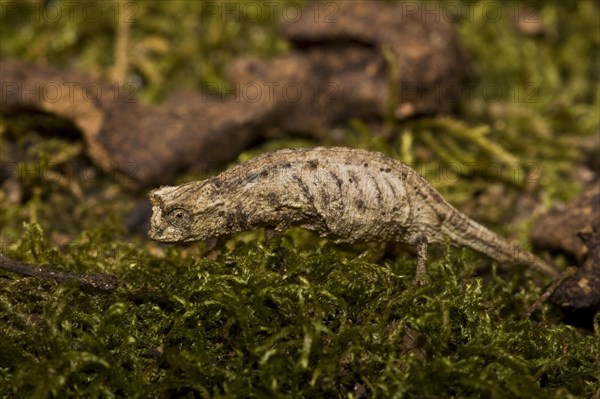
[
  {"x1": 1, "y1": 0, "x2": 599, "y2": 398},
  {"x1": 1, "y1": 226, "x2": 598, "y2": 398}
]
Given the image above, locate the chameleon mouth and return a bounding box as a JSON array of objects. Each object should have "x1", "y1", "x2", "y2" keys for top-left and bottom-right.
[
  {"x1": 148, "y1": 203, "x2": 165, "y2": 240},
  {"x1": 147, "y1": 188, "x2": 172, "y2": 241}
]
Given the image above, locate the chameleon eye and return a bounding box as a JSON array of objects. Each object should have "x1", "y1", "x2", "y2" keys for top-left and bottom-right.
[{"x1": 167, "y1": 208, "x2": 191, "y2": 228}]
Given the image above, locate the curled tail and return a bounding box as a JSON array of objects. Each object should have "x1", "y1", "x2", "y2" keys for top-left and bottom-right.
[{"x1": 440, "y1": 210, "x2": 560, "y2": 278}]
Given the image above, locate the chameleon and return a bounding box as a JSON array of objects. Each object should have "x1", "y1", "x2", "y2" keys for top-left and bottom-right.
[{"x1": 148, "y1": 147, "x2": 559, "y2": 278}]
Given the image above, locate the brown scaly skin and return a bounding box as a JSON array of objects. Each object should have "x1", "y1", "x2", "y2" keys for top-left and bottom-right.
[{"x1": 149, "y1": 147, "x2": 559, "y2": 278}]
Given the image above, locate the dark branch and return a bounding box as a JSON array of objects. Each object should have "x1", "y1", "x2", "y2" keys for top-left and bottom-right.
[{"x1": 0, "y1": 253, "x2": 118, "y2": 291}]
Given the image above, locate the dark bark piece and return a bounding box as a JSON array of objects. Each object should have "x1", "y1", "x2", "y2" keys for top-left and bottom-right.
[
  {"x1": 225, "y1": 46, "x2": 388, "y2": 135},
  {"x1": 0, "y1": 0, "x2": 466, "y2": 188},
  {"x1": 278, "y1": 0, "x2": 467, "y2": 119},
  {"x1": 531, "y1": 181, "x2": 600, "y2": 262},
  {"x1": 0, "y1": 59, "x2": 262, "y2": 189},
  {"x1": 550, "y1": 227, "x2": 600, "y2": 308},
  {"x1": 531, "y1": 181, "x2": 600, "y2": 308}
]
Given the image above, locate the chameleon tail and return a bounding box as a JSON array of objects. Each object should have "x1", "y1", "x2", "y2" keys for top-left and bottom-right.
[{"x1": 440, "y1": 210, "x2": 560, "y2": 278}]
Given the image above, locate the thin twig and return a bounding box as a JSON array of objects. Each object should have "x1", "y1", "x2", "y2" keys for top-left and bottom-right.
[
  {"x1": 112, "y1": 0, "x2": 131, "y2": 84},
  {"x1": 0, "y1": 253, "x2": 118, "y2": 291}
]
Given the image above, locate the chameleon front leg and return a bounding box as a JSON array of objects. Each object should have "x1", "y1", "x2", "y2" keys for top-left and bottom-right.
[
  {"x1": 203, "y1": 236, "x2": 228, "y2": 259},
  {"x1": 265, "y1": 219, "x2": 293, "y2": 244},
  {"x1": 264, "y1": 227, "x2": 284, "y2": 241},
  {"x1": 413, "y1": 235, "x2": 429, "y2": 286}
]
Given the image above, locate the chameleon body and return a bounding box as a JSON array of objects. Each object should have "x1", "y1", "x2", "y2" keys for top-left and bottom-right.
[{"x1": 149, "y1": 147, "x2": 558, "y2": 277}]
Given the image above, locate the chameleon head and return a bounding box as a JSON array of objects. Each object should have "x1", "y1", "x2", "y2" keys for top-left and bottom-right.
[{"x1": 148, "y1": 181, "x2": 228, "y2": 242}]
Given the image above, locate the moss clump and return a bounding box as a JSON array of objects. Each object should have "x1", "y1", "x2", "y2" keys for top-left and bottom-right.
[
  {"x1": 1, "y1": 0, "x2": 599, "y2": 398},
  {"x1": 2, "y1": 226, "x2": 599, "y2": 398}
]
